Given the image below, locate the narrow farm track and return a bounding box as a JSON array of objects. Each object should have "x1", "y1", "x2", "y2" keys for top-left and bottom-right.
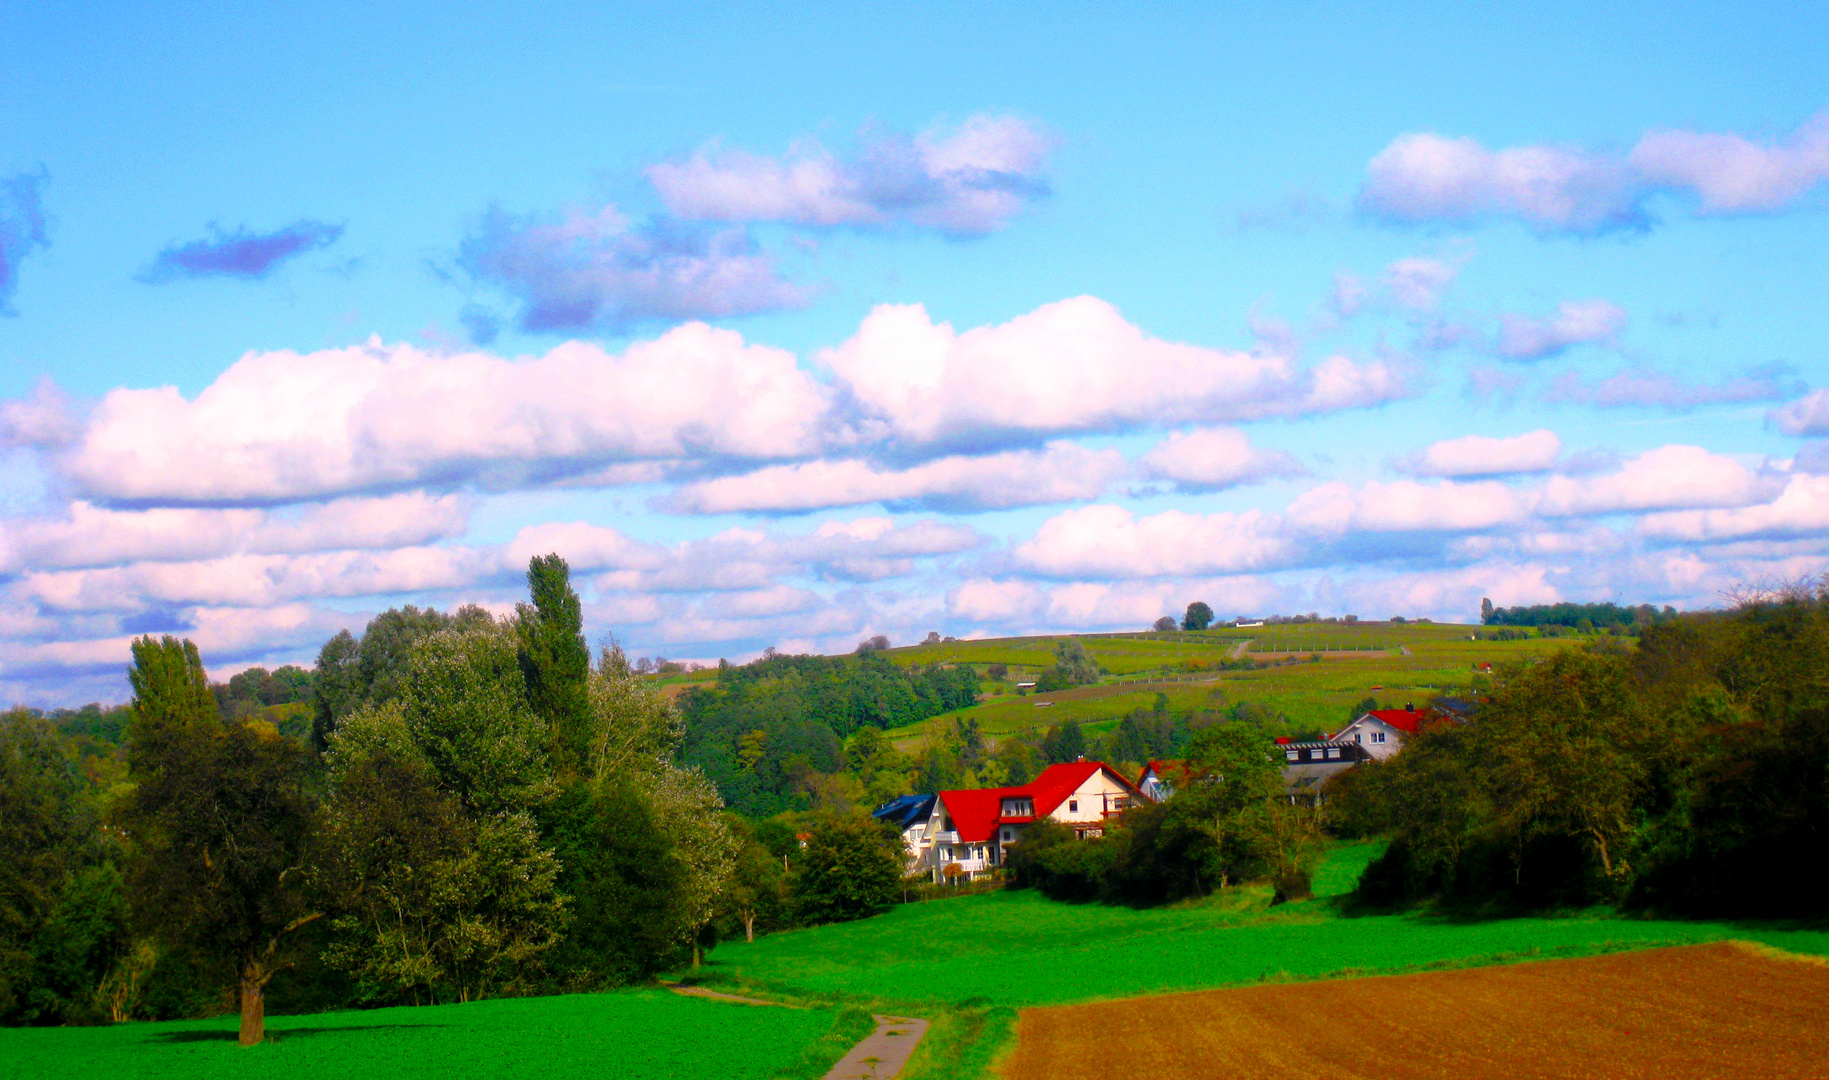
[
  {"x1": 1002, "y1": 942, "x2": 1829, "y2": 1080},
  {"x1": 661, "y1": 983, "x2": 929, "y2": 1079}
]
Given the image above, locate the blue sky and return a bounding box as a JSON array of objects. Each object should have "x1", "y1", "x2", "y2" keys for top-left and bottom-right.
[{"x1": 3, "y1": 1, "x2": 1828, "y2": 702}]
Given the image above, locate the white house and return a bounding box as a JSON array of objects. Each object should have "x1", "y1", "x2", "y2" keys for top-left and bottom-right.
[
  {"x1": 910, "y1": 761, "x2": 1146, "y2": 882},
  {"x1": 1328, "y1": 705, "x2": 1427, "y2": 760}
]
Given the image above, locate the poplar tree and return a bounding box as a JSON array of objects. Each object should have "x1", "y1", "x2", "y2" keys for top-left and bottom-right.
[{"x1": 518, "y1": 554, "x2": 591, "y2": 775}]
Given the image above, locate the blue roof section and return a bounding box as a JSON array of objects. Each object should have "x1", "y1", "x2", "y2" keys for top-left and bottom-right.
[{"x1": 872, "y1": 793, "x2": 935, "y2": 831}]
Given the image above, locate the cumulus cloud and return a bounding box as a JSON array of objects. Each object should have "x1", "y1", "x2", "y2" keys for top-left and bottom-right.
[
  {"x1": 1399, "y1": 429, "x2": 1562, "y2": 477},
  {"x1": 820, "y1": 297, "x2": 1409, "y2": 452},
  {"x1": 0, "y1": 378, "x2": 78, "y2": 449},
  {"x1": 1012, "y1": 505, "x2": 1288, "y2": 579},
  {"x1": 1546, "y1": 365, "x2": 1800, "y2": 410},
  {"x1": 0, "y1": 494, "x2": 468, "y2": 573},
  {"x1": 647, "y1": 114, "x2": 1055, "y2": 236},
  {"x1": 1629, "y1": 111, "x2": 1829, "y2": 213},
  {"x1": 1358, "y1": 132, "x2": 1646, "y2": 234},
  {"x1": 0, "y1": 170, "x2": 50, "y2": 315},
  {"x1": 1537, "y1": 445, "x2": 1779, "y2": 516},
  {"x1": 1138, "y1": 428, "x2": 1305, "y2": 491},
  {"x1": 1638, "y1": 473, "x2": 1829, "y2": 542},
  {"x1": 1285, "y1": 479, "x2": 1533, "y2": 535},
  {"x1": 1771, "y1": 389, "x2": 1829, "y2": 435},
  {"x1": 1494, "y1": 300, "x2": 1626, "y2": 360},
  {"x1": 665, "y1": 441, "x2": 1127, "y2": 514},
  {"x1": 56, "y1": 328, "x2": 833, "y2": 504},
  {"x1": 1360, "y1": 111, "x2": 1829, "y2": 233},
  {"x1": 138, "y1": 220, "x2": 344, "y2": 283},
  {"x1": 457, "y1": 205, "x2": 810, "y2": 333}
]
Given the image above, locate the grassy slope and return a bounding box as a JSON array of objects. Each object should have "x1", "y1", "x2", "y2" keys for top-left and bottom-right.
[
  {"x1": 697, "y1": 845, "x2": 1829, "y2": 1010},
  {"x1": 0, "y1": 988, "x2": 855, "y2": 1080},
  {"x1": 881, "y1": 624, "x2": 1575, "y2": 746}
]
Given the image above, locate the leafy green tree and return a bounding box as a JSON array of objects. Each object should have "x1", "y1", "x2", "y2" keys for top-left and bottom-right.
[
  {"x1": 1041, "y1": 719, "x2": 1086, "y2": 764},
  {"x1": 719, "y1": 818, "x2": 791, "y2": 942},
  {"x1": 540, "y1": 782, "x2": 685, "y2": 987},
  {"x1": 1152, "y1": 616, "x2": 1178, "y2": 632},
  {"x1": 0, "y1": 710, "x2": 130, "y2": 1025},
  {"x1": 121, "y1": 637, "x2": 320, "y2": 1046},
  {"x1": 791, "y1": 815, "x2": 902, "y2": 924},
  {"x1": 311, "y1": 629, "x2": 362, "y2": 750},
  {"x1": 1182, "y1": 601, "x2": 1215, "y2": 632},
  {"x1": 517, "y1": 554, "x2": 591, "y2": 777}
]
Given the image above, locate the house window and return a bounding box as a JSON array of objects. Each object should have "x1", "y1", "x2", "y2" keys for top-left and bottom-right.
[
  {"x1": 1285, "y1": 750, "x2": 1299, "y2": 761},
  {"x1": 1372, "y1": 732, "x2": 1386, "y2": 743},
  {"x1": 1068, "y1": 800, "x2": 1078, "y2": 812},
  {"x1": 1354, "y1": 733, "x2": 1362, "y2": 744},
  {"x1": 1326, "y1": 748, "x2": 1341, "y2": 759},
  {"x1": 1001, "y1": 828, "x2": 1012, "y2": 842}
]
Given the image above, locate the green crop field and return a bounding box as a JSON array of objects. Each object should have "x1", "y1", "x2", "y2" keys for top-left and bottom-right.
[
  {"x1": 0, "y1": 986, "x2": 861, "y2": 1080},
  {"x1": 693, "y1": 843, "x2": 1829, "y2": 1010},
  {"x1": 880, "y1": 623, "x2": 1579, "y2": 746}
]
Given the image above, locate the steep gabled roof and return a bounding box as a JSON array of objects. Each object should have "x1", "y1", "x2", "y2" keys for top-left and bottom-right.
[
  {"x1": 937, "y1": 761, "x2": 1146, "y2": 843},
  {"x1": 1027, "y1": 761, "x2": 1146, "y2": 817},
  {"x1": 871, "y1": 793, "x2": 936, "y2": 832},
  {"x1": 936, "y1": 786, "x2": 1023, "y2": 844},
  {"x1": 1367, "y1": 707, "x2": 1425, "y2": 734},
  {"x1": 1139, "y1": 759, "x2": 1191, "y2": 786}
]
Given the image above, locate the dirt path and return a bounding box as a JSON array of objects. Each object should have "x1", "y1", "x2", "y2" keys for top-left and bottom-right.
[
  {"x1": 662, "y1": 984, "x2": 930, "y2": 1079},
  {"x1": 1002, "y1": 942, "x2": 1829, "y2": 1080},
  {"x1": 820, "y1": 1014, "x2": 929, "y2": 1080}
]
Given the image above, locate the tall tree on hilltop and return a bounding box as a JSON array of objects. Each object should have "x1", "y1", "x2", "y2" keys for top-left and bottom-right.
[
  {"x1": 310, "y1": 629, "x2": 361, "y2": 750},
  {"x1": 1182, "y1": 601, "x2": 1215, "y2": 632},
  {"x1": 120, "y1": 636, "x2": 320, "y2": 1047},
  {"x1": 518, "y1": 554, "x2": 591, "y2": 776}
]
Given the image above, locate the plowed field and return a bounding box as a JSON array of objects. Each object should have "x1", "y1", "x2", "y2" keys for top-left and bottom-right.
[{"x1": 1002, "y1": 942, "x2": 1829, "y2": 1080}]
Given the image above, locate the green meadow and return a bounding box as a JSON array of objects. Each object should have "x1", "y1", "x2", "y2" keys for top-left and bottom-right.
[
  {"x1": 692, "y1": 843, "x2": 1829, "y2": 1009},
  {"x1": 0, "y1": 987, "x2": 863, "y2": 1080},
  {"x1": 9, "y1": 844, "x2": 1825, "y2": 1080}
]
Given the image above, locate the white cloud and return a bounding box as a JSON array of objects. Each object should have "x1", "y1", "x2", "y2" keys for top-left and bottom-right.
[
  {"x1": 457, "y1": 206, "x2": 810, "y2": 333},
  {"x1": 1537, "y1": 445, "x2": 1778, "y2": 516},
  {"x1": 1771, "y1": 389, "x2": 1829, "y2": 436},
  {"x1": 1495, "y1": 300, "x2": 1626, "y2": 360},
  {"x1": 1637, "y1": 474, "x2": 1829, "y2": 542},
  {"x1": 1382, "y1": 256, "x2": 1462, "y2": 311},
  {"x1": 820, "y1": 297, "x2": 1412, "y2": 451},
  {"x1": 0, "y1": 493, "x2": 469, "y2": 573},
  {"x1": 1138, "y1": 428, "x2": 1305, "y2": 491},
  {"x1": 1400, "y1": 430, "x2": 1562, "y2": 477},
  {"x1": 664, "y1": 441, "x2": 1128, "y2": 514},
  {"x1": 57, "y1": 329, "x2": 833, "y2": 505},
  {"x1": 1358, "y1": 132, "x2": 1645, "y2": 234},
  {"x1": 0, "y1": 378, "x2": 78, "y2": 449},
  {"x1": 1285, "y1": 479, "x2": 1533, "y2": 534},
  {"x1": 1013, "y1": 505, "x2": 1288, "y2": 579},
  {"x1": 647, "y1": 114, "x2": 1056, "y2": 236},
  {"x1": 1630, "y1": 111, "x2": 1829, "y2": 213},
  {"x1": 1361, "y1": 112, "x2": 1829, "y2": 233}
]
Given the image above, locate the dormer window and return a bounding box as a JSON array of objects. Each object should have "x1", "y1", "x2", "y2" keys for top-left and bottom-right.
[
  {"x1": 1068, "y1": 800, "x2": 1078, "y2": 813},
  {"x1": 1326, "y1": 748, "x2": 1341, "y2": 759},
  {"x1": 1285, "y1": 750, "x2": 1299, "y2": 761}
]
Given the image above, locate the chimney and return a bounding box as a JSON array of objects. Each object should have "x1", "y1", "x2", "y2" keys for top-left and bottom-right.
[{"x1": 1404, "y1": 702, "x2": 1414, "y2": 712}]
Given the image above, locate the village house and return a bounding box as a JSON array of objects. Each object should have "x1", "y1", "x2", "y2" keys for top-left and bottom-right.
[
  {"x1": 1327, "y1": 704, "x2": 1428, "y2": 760},
  {"x1": 874, "y1": 761, "x2": 1146, "y2": 881},
  {"x1": 1136, "y1": 759, "x2": 1192, "y2": 802}
]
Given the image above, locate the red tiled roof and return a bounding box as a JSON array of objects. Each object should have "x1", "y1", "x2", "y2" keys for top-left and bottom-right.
[
  {"x1": 1368, "y1": 707, "x2": 1425, "y2": 734},
  {"x1": 938, "y1": 761, "x2": 1146, "y2": 843},
  {"x1": 1139, "y1": 759, "x2": 1193, "y2": 784}
]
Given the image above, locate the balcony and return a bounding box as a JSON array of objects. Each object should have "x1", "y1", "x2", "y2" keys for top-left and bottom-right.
[
  {"x1": 946, "y1": 857, "x2": 989, "y2": 873},
  {"x1": 932, "y1": 830, "x2": 960, "y2": 844}
]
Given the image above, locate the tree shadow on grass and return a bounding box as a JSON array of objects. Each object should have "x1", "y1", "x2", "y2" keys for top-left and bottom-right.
[{"x1": 152, "y1": 1024, "x2": 447, "y2": 1044}]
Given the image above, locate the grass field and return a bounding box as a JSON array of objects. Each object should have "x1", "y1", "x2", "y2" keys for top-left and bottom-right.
[
  {"x1": 0, "y1": 987, "x2": 863, "y2": 1080},
  {"x1": 880, "y1": 623, "x2": 1578, "y2": 747},
  {"x1": 9, "y1": 845, "x2": 1825, "y2": 1079},
  {"x1": 1004, "y1": 941, "x2": 1829, "y2": 1080}
]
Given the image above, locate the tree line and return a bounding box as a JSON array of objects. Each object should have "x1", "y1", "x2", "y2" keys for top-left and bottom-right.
[
  {"x1": 0, "y1": 556, "x2": 906, "y2": 1042},
  {"x1": 1336, "y1": 593, "x2": 1829, "y2": 916}
]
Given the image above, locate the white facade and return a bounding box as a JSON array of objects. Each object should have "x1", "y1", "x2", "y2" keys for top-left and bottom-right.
[{"x1": 1329, "y1": 713, "x2": 1410, "y2": 760}]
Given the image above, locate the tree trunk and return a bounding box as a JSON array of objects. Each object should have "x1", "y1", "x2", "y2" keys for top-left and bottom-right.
[
  {"x1": 691, "y1": 944, "x2": 701, "y2": 970},
  {"x1": 238, "y1": 964, "x2": 266, "y2": 1047},
  {"x1": 743, "y1": 913, "x2": 755, "y2": 943}
]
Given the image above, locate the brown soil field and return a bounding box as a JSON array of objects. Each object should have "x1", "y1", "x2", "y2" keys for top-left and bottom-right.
[{"x1": 1001, "y1": 942, "x2": 1829, "y2": 1080}]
